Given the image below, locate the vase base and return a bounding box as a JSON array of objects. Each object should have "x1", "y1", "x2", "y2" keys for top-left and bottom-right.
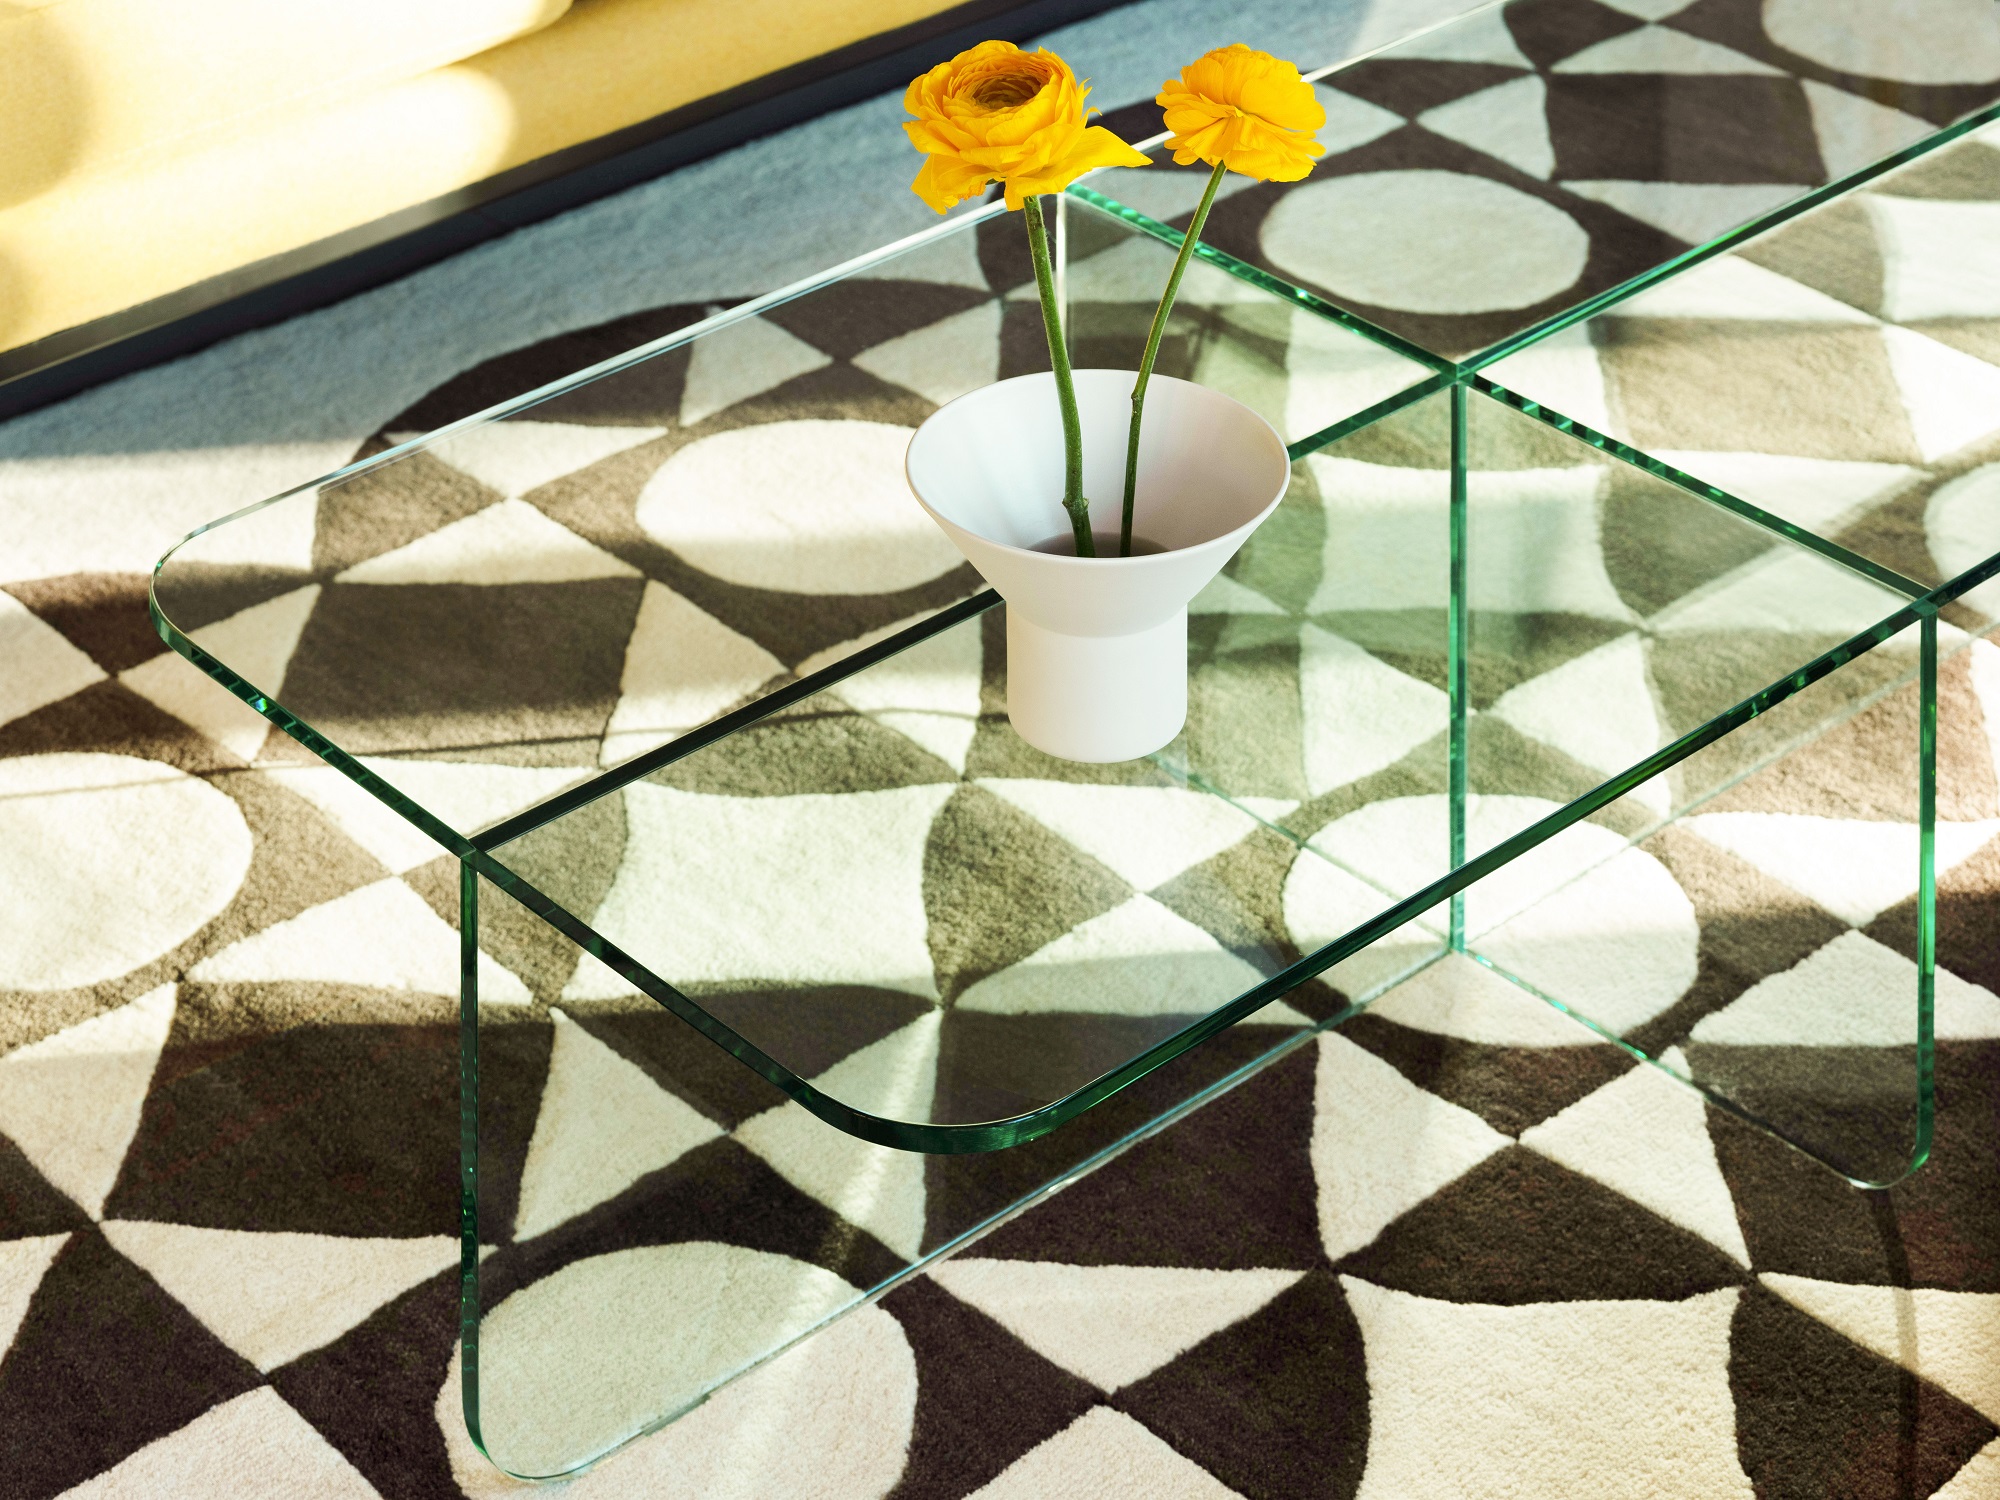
[{"x1": 1005, "y1": 607, "x2": 1187, "y2": 763}]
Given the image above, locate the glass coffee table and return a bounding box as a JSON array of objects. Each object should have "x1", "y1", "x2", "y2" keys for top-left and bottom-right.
[{"x1": 151, "y1": 0, "x2": 2000, "y2": 1479}]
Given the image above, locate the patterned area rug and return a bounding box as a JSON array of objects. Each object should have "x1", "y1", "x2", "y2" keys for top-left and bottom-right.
[{"x1": 5, "y1": 0, "x2": 2000, "y2": 1495}]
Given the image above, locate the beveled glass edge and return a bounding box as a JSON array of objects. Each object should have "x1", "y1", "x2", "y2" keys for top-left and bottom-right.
[
  {"x1": 1467, "y1": 98, "x2": 2000, "y2": 372},
  {"x1": 459, "y1": 575, "x2": 1966, "y2": 1155},
  {"x1": 1468, "y1": 374, "x2": 1930, "y2": 598},
  {"x1": 1463, "y1": 608, "x2": 1945, "y2": 1192},
  {"x1": 460, "y1": 961, "x2": 1367, "y2": 1480}
]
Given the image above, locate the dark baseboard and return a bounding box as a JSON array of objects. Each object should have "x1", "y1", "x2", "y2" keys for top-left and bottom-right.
[{"x1": 0, "y1": 0, "x2": 1138, "y2": 423}]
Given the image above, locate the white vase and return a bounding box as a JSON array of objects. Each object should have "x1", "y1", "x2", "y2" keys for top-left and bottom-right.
[{"x1": 905, "y1": 368, "x2": 1290, "y2": 762}]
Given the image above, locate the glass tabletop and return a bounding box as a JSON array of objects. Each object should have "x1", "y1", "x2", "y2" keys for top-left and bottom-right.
[{"x1": 144, "y1": 0, "x2": 2000, "y2": 1478}]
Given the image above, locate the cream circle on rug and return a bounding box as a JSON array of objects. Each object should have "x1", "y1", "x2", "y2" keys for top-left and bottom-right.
[
  {"x1": 1259, "y1": 170, "x2": 1591, "y2": 315},
  {"x1": 1764, "y1": 0, "x2": 2000, "y2": 84},
  {"x1": 1927, "y1": 462, "x2": 2000, "y2": 619},
  {"x1": 442, "y1": 1242, "x2": 915, "y2": 1490},
  {"x1": 636, "y1": 419, "x2": 964, "y2": 594},
  {"x1": 0, "y1": 753, "x2": 252, "y2": 992}
]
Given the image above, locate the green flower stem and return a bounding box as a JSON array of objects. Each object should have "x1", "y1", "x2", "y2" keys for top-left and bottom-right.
[
  {"x1": 1121, "y1": 157, "x2": 1228, "y2": 557},
  {"x1": 1024, "y1": 194, "x2": 1094, "y2": 557}
]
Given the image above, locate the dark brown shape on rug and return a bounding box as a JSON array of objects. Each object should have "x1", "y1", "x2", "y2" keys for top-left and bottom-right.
[
  {"x1": 881, "y1": 1275, "x2": 1101, "y2": 1500},
  {"x1": 1688, "y1": 1044, "x2": 1920, "y2": 1188},
  {"x1": 932, "y1": 1011, "x2": 1226, "y2": 1129},
  {"x1": 920, "y1": 1026, "x2": 1308, "y2": 1257},
  {"x1": 579, "y1": 987, "x2": 932, "y2": 1129},
  {"x1": 1700, "y1": 660, "x2": 1998, "y2": 822},
  {"x1": 0, "y1": 1229, "x2": 262, "y2": 1500},
  {"x1": 1502, "y1": 0, "x2": 1644, "y2": 71},
  {"x1": 966, "y1": 1041, "x2": 1323, "y2": 1270},
  {"x1": 1729, "y1": 1282, "x2": 1996, "y2": 1500},
  {"x1": 1116, "y1": 1270, "x2": 1368, "y2": 1500},
  {"x1": 649, "y1": 701, "x2": 958, "y2": 797},
  {"x1": 279, "y1": 579, "x2": 642, "y2": 764},
  {"x1": 974, "y1": 207, "x2": 1032, "y2": 296},
  {"x1": 105, "y1": 1021, "x2": 549, "y2": 1241},
  {"x1": 1341, "y1": 1013, "x2": 1635, "y2": 1135},
  {"x1": 382, "y1": 304, "x2": 712, "y2": 433},
  {"x1": 760, "y1": 280, "x2": 992, "y2": 361},
  {"x1": 1628, "y1": 827, "x2": 1852, "y2": 1052},
  {"x1": 1601, "y1": 466, "x2": 1778, "y2": 618},
  {"x1": 1328, "y1": 59, "x2": 1525, "y2": 117},
  {"x1": 923, "y1": 783, "x2": 1131, "y2": 1004},
  {"x1": 1737, "y1": 197, "x2": 1884, "y2": 316},
  {"x1": 3, "y1": 572, "x2": 161, "y2": 672},
  {"x1": 478, "y1": 1137, "x2": 908, "y2": 1306},
  {"x1": 1336, "y1": 1146, "x2": 1746, "y2": 1302},
  {"x1": 269, "y1": 1269, "x2": 465, "y2": 1500},
  {"x1": 1868, "y1": 833, "x2": 2000, "y2": 997},
  {"x1": 311, "y1": 454, "x2": 500, "y2": 576},
  {"x1": 1711, "y1": 1041, "x2": 2000, "y2": 1291},
  {"x1": 0, "y1": 679, "x2": 243, "y2": 777},
  {"x1": 1547, "y1": 74, "x2": 1824, "y2": 186},
  {"x1": 0, "y1": 1134, "x2": 87, "y2": 1239}
]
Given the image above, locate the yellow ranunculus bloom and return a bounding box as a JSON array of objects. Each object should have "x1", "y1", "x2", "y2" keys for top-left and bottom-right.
[
  {"x1": 1157, "y1": 43, "x2": 1326, "y2": 182},
  {"x1": 904, "y1": 40, "x2": 1149, "y2": 213}
]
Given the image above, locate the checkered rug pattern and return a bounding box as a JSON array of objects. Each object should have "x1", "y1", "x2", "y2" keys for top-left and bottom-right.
[{"x1": 7, "y1": 0, "x2": 2000, "y2": 1496}]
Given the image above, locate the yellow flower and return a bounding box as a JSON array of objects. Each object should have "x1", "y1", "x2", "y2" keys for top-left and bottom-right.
[
  {"x1": 1157, "y1": 44, "x2": 1325, "y2": 182},
  {"x1": 904, "y1": 40, "x2": 1149, "y2": 213}
]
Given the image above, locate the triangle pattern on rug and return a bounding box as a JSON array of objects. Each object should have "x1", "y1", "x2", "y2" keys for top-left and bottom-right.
[
  {"x1": 1691, "y1": 930, "x2": 2000, "y2": 1045},
  {"x1": 187, "y1": 878, "x2": 532, "y2": 1003},
  {"x1": 852, "y1": 300, "x2": 1002, "y2": 408},
  {"x1": 807, "y1": 619, "x2": 983, "y2": 775},
  {"x1": 62, "y1": 1385, "x2": 384, "y2": 1499},
  {"x1": 1880, "y1": 323, "x2": 2000, "y2": 462},
  {"x1": 350, "y1": 757, "x2": 588, "y2": 841},
  {"x1": 1490, "y1": 632, "x2": 1664, "y2": 808},
  {"x1": 927, "y1": 1259, "x2": 1304, "y2": 1392},
  {"x1": 423, "y1": 419, "x2": 666, "y2": 498},
  {"x1": 1314, "y1": 1030, "x2": 1513, "y2": 1262},
  {"x1": 1561, "y1": 180, "x2": 1806, "y2": 246},
  {"x1": 967, "y1": 1406, "x2": 1246, "y2": 1500},
  {"x1": 0, "y1": 589, "x2": 105, "y2": 733},
  {"x1": 335, "y1": 498, "x2": 641, "y2": 587},
  {"x1": 1298, "y1": 623, "x2": 1449, "y2": 798},
  {"x1": 1684, "y1": 812, "x2": 2000, "y2": 926},
  {"x1": 1419, "y1": 74, "x2": 1555, "y2": 178},
  {"x1": 1644, "y1": 451, "x2": 1913, "y2": 537},
  {"x1": 599, "y1": 580, "x2": 784, "y2": 767},
  {"x1": 734, "y1": 1013, "x2": 939, "y2": 1260},
  {"x1": 99, "y1": 1220, "x2": 455, "y2": 1372},
  {"x1": 1760, "y1": 1274, "x2": 2000, "y2": 1424},
  {"x1": 512, "y1": 1010, "x2": 725, "y2": 1240},
  {"x1": 0, "y1": 1232, "x2": 69, "y2": 1358},
  {"x1": 976, "y1": 779, "x2": 1270, "y2": 892},
  {"x1": 680, "y1": 316, "x2": 832, "y2": 426},
  {"x1": 119, "y1": 585, "x2": 320, "y2": 762},
  {"x1": 955, "y1": 895, "x2": 1285, "y2": 1020},
  {"x1": 0, "y1": 982, "x2": 175, "y2": 1217},
  {"x1": 1801, "y1": 79, "x2": 1935, "y2": 181},
  {"x1": 1554, "y1": 23, "x2": 1782, "y2": 74},
  {"x1": 1616, "y1": 256, "x2": 1877, "y2": 323},
  {"x1": 1519, "y1": 1046, "x2": 1750, "y2": 1264},
  {"x1": 254, "y1": 763, "x2": 450, "y2": 876},
  {"x1": 1335, "y1": 1145, "x2": 1746, "y2": 1302}
]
